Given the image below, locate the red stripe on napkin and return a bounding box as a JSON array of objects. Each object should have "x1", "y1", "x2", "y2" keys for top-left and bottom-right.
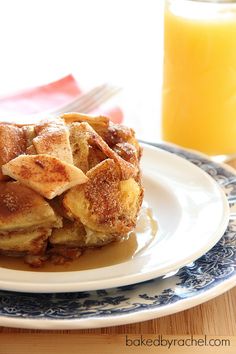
[{"x1": 0, "y1": 74, "x2": 123, "y2": 124}]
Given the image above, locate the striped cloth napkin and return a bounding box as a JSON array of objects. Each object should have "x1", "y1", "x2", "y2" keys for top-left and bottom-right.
[{"x1": 0, "y1": 74, "x2": 123, "y2": 124}]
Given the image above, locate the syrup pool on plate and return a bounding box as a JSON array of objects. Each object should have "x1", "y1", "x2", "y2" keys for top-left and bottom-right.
[{"x1": 0, "y1": 203, "x2": 158, "y2": 272}]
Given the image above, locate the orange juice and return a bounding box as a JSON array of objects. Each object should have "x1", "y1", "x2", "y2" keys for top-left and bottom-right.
[{"x1": 162, "y1": 0, "x2": 236, "y2": 155}]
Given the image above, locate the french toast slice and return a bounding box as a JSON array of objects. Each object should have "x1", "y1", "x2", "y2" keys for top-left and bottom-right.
[
  {"x1": 49, "y1": 220, "x2": 87, "y2": 247},
  {"x1": 0, "y1": 182, "x2": 61, "y2": 233},
  {"x1": 62, "y1": 112, "x2": 109, "y2": 136},
  {"x1": 63, "y1": 159, "x2": 143, "y2": 235},
  {"x1": 0, "y1": 124, "x2": 26, "y2": 180},
  {"x1": 0, "y1": 229, "x2": 51, "y2": 255},
  {"x1": 33, "y1": 117, "x2": 73, "y2": 164},
  {"x1": 62, "y1": 112, "x2": 141, "y2": 158},
  {"x1": 0, "y1": 113, "x2": 144, "y2": 266},
  {"x1": 22, "y1": 125, "x2": 36, "y2": 147},
  {"x1": 2, "y1": 154, "x2": 88, "y2": 199},
  {"x1": 50, "y1": 220, "x2": 119, "y2": 248},
  {"x1": 68, "y1": 122, "x2": 138, "y2": 180},
  {"x1": 69, "y1": 123, "x2": 90, "y2": 173}
]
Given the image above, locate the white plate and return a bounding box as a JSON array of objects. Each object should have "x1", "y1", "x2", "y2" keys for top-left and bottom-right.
[
  {"x1": 0, "y1": 144, "x2": 229, "y2": 293},
  {"x1": 0, "y1": 142, "x2": 235, "y2": 329}
]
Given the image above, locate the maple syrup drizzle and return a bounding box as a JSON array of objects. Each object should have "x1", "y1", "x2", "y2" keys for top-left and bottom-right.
[{"x1": 0, "y1": 204, "x2": 157, "y2": 272}]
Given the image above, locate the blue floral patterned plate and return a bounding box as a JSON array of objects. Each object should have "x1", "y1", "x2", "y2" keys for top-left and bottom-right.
[{"x1": 0, "y1": 142, "x2": 236, "y2": 329}]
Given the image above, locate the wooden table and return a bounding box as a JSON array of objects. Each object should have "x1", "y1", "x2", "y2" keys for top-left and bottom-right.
[{"x1": 0, "y1": 160, "x2": 236, "y2": 353}]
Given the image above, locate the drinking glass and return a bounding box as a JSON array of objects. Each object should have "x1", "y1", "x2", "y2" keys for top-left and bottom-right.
[{"x1": 162, "y1": 0, "x2": 236, "y2": 158}]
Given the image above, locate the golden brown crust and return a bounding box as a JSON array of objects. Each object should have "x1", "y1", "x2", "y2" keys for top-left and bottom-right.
[
  {"x1": 63, "y1": 159, "x2": 143, "y2": 235},
  {"x1": 26, "y1": 145, "x2": 37, "y2": 155},
  {"x1": 2, "y1": 154, "x2": 88, "y2": 199},
  {"x1": 0, "y1": 181, "x2": 60, "y2": 233},
  {"x1": 69, "y1": 123, "x2": 90, "y2": 172},
  {"x1": 0, "y1": 114, "x2": 143, "y2": 265},
  {"x1": 0, "y1": 182, "x2": 39, "y2": 219},
  {"x1": 70, "y1": 122, "x2": 138, "y2": 180},
  {"x1": 61, "y1": 112, "x2": 109, "y2": 133},
  {"x1": 113, "y1": 142, "x2": 139, "y2": 166},
  {"x1": 33, "y1": 117, "x2": 73, "y2": 164},
  {"x1": 22, "y1": 125, "x2": 36, "y2": 148},
  {"x1": 84, "y1": 159, "x2": 122, "y2": 229},
  {"x1": 0, "y1": 229, "x2": 51, "y2": 255},
  {"x1": 103, "y1": 123, "x2": 135, "y2": 145},
  {"x1": 103, "y1": 123, "x2": 142, "y2": 160},
  {"x1": 0, "y1": 124, "x2": 26, "y2": 180},
  {"x1": 88, "y1": 145, "x2": 106, "y2": 170}
]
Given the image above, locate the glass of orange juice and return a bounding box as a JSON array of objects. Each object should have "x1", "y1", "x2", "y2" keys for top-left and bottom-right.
[{"x1": 162, "y1": 0, "x2": 236, "y2": 156}]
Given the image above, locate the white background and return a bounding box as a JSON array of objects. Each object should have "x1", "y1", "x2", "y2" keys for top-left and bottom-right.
[{"x1": 0, "y1": 0, "x2": 164, "y2": 140}]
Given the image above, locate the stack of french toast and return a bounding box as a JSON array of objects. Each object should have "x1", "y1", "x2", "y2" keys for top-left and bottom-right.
[{"x1": 0, "y1": 113, "x2": 143, "y2": 266}]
